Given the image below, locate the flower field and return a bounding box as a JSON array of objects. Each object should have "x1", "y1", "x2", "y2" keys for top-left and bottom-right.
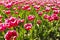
[{"x1": 0, "y1": 0, "x2": 60, "y2": 40}]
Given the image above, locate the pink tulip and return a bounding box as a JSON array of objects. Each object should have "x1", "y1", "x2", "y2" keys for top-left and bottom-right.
[
  {"x1": 24, "y1": 23, "x2": 32, "y2": 30},
  {"x1": 15, "y1": 12, "x2": 19, "y2": 14},
  {"x1": 38, "y1": 11, "x2": 43, "y2": 16},
  {"x1": 48, "y1": 16, "x2": 54, "y2": 22},
  {"x1": 51, "y1": 14, "x2": 59, "y2": 20},
  {"x1": 44, "y1": 14, "x2": 49, "y2": 19},
  {"x1": 53, "y1": 10, "x2": 60, "y2": 14},
  {"x1": 45, "y1": 6, "x2": 50, "y2": 12},
  {"x1": 4, "y1": 30, "x2": 18, "y2": 40},
  {"x1": 28, "y1": 15, "x2": 35, "y2": 21},
  {"x1": 4, "y1": 2, "x2": 13, "y2": 9},
  {"x1": 22, "y1": 5, "x2": 30, "y2": 10},
  {"x1": 13, "y1": 7, "x2": 17, "y2": 10},
  {"x1": 0, "y1": 23, "x2": 6, "y2": 31},
  {"x1": 17, "y1": 6, "x2": 21, "y2": 10},
  {"x1": 52, "y1": 7, "x2": 59, "y2": 10},
  {"x1": 5, "y1": 10, "x2": 11, "y2": 14},
  {"x1": 21, "y1": 19, "x2": 24, "y2": 23},
  {"x1": 37, "y1": 20, "x2": 42, "y2": 25}
]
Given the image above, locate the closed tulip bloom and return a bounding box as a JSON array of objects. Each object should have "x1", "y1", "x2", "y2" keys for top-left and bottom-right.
[
  {"x1": 51, "y1": 14, "x2": 59, "y2": 20},
  {"x1": 17, "y1": 6, "x2": 21, "y2": 10},
  {"x1": 28, "y1": 15, "x2": 35, "y2": 21},
  {"x1": 34, "y1": 5, "x2": 40, "y2": 9},
  {"x1": 5, "y1": 10, "x2": 11, "y2": 14},
  {"x1": 4, "y1": 2, "x2": 13, "y2": 9},
  {"x1": 22, "y1": 5, "x2": 30, "y2": 10},
  {"x1": 53, "y1": 10, "x2": 60, "y2": 14},
  {"x1": 45, "y1": 6, "x2": 50, "y2": 12},
  {"x1": 13, "y1": 7, "x2": 17, "y2": 10},
  {"x1": 38, "y1": 11, "x2": 43, "y2": 16},
  {"x1": 15, "y1": 12, "x2": 19, "y2": 14},
  {"x1": 34, "y1": 5, "x2": 40, "y2": 11},
  {"x1": 44, "y1": 14, "x2": 49, "y2": 19},
  {"x1": 52, "y1": 7, "x2": 59, "y2": 10},
  {"x1": 48, "y1": 16, "x2": 54, "y2": 22},
  {"x1": 4, "y1": 30, "x2": 18, "y2": 40},
  {"x1": 0, "y1": 23, "x2": 6, "y2": 31},
  {"x1": 24, "y1": 23, "x2": 32, "y2": 30},
  {"x1": 37, "y1": 20, "x2": 42, "y2": 25},
  {"x1": 21, "y1": 19, "x2": 24, "y2": 23}
]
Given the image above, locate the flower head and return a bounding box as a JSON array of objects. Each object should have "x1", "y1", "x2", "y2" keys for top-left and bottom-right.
[
  {"x1": 28, "y1": 15, "x2": 35, "y2": 21},
  {"x1": 0, "y1": 23, "x2": 6, "y2": 31},
  {"x1": 37, "y1": 20, "x2": 42, "y2": 25},
  {"x1": 4, "y1": 30, "x2": 18, "y2": 40},
  {"x1": 24, "y1": 23, "x2": 32, "y2": 30},
  {"x1": 38, "y1": 11, "x2": 43, "y2": 16}
]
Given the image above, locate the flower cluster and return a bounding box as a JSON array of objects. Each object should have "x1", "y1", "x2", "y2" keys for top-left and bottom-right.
[
  {"x1": 0, "y1": 0, "x2": 60, "y2": 40},
  {"x1": 5, "y1": 17, "x2": 21, "y2": 28}
]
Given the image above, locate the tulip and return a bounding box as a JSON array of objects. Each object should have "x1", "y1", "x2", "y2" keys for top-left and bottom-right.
[
  {"x1": 37, "y1": 20, "x2": 42, "y2": 25},
  {"x1": 4, "y1": 30, "x2": 18, "y2": 40},
  {"x1": 44, "y1": 14, "x2": 49, "y2": 19},
  {"x1": 45, "y1": 6, "x2": 50, "y2": 12},
  {"x1": 53, "y1": 10, "x2": 60, "y2": 14},
  {"x1": 48, "y1": 16, "x2": 54, "y2": 22},
  {"x1": 24, "y1": 23, "x2": 32, "y2": 30},
  {"x1": 51, "y1": 14, "x2": 59, "y2": 20},
  {"x1": 0, "y1": 23, "x2": 6, "y2": 31},
  {"x1": 4, "y1": 2, "x2": 13, "y2": 9},
  {"x1": 15, "y1": 12, "x2": 19, "y2": 14},
  {"x1": 5, "y1": 10, "x2": 11, "y2": 15},
  {"x1": 38, "y1": 11, "x2": 43, "y2": 16},
  {"x1": 28, "y1": 15, "x2": 35, "y2": 21},
  {"x1": 13, "y1": 7, "x2": 17, "y2": 10}
]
